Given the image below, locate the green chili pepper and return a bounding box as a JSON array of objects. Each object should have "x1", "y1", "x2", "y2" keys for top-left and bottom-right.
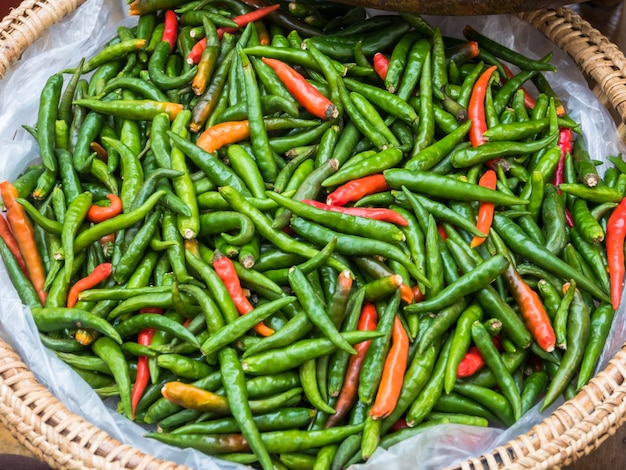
[
  {"x1": 242, "y1": 330, "x2": 382, "y2": 376},
  {"x1": 541, "y1": 183, "x2": 568, "y2": 255},
  {"x1": 558, "y1": 183, "x2": 624, "y2": 203},
  {"x1": 411, "y1": 49, "x2": 435, "y2": 156},
  {"x1": 541, "y1": 286, "x2": 590, "y2": 411},
  {"x1": 289, "y1": 215, "x2": 429, "y2": 287},
  {"x1": 520, "y1": 370, "x2": 549, "y2": 415},
  {"x1": 200, "y1": 296, "x2": 295, "y2": 357},
  {"x1": 446, "y1": 238, "x2": 532, "y2": 349},
  {"x1": 471, "y1": 321, "x2": 523, "y2": 421},
  {"x1": 444, "y1": 303, "x2": 483, "y2": 394},
  {"x1": 492, "y1": 213, "x2": 609, "y2": 303},
  {"x1": 405, "y1": 334, "x2": 453, "y2": 426},
  {"x1": 62, "y1": 191, "x2": 92, "y2": 283},
  {"x1": 577, "y1": 302, "x2": 615, "y2": 390},
  {"x1": 572, "y1": 198, "x2": 605, "y2": 244},
  {"x1": 239, "y1": 48, "x2": 278, "y2": 183},
  {"x1": 115, "y1": 312, "x2": 201, "y2": 348},
  {"x1": 385, "y1": 169, "x2": 528, "y2": 206},
  {"x1": 268, "y1": 191, "x2": 404, "y2": 246},
  {"x1": 92, "y1": 336, "x2": 132, "y2": 418},
  {"x1": 406, "y1": 255, "x2": 508, "y2": 316}
]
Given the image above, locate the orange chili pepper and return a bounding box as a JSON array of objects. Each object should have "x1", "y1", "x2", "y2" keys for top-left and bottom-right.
[
  {"x1": 66, "y1": 262, "x2": 113, "y2": 308},
  {"x1": 86, "y1": 194, "x2": 123, "y2": 223},
  {"x1": 0, "y1": 180, "x2": 46, "y2": 303},
  {"x1": 503, "y1": 264, "x2": 556, "y2": 352},
  {"x1": 470, "y1": 170, "x2": 497, "y2": 248},
  {"x1": 399, "y1": 283, "x2": 415, "y2": 305},
  {"x1": 468, "y1": 65, "x2": 498, "y2": 148},
  {"x1": 262, "y1": 57, "x2": 338, "y2": 120},
  {"x1": 196, "y1": 120, "x2": 250, "y2": 154},
  {"x1": 369, "y1": 316, "x2": 409, "y2": 419},
  {"x1": 162, "y1": 381, "x2": 231, "y2": 413},
  {"x1": 0, "y1": 213, "x2": 28, "y2": 276},
  {"x1": 255, "y1": 20, "x2": 271, "y2": 46},
  {"x1": 212, "y1": 250, "x2": 274, "y2": 337}
]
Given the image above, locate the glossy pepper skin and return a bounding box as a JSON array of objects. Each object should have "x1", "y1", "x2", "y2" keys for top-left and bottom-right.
[
  {"x1": 607, "y1": 198, "x2": 626, "y2": 309},
  {"x1": 4, "y1": 6, "x2": 624, "y2": 468}
]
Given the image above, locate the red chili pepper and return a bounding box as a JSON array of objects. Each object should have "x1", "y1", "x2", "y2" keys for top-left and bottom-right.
[
  {"x1": 552, "y1": 127, "x2": 573, "y2": 187},
  {"x1": 300, "y1": 199, "x2": 408, "y2": 226},
  {"x1": 0, "y1": 181, "x2": 47, "y2": 303},
  {"x1": 565, "y1": 207, "x2": 575, "y2": 228},
  {"x1": 186, "y1": 5, "x2": 280, "y2": 64},
  {"x1": 162, "y1": 10, "x2": 178, "y2": 50},
  {"x1": 86, "y1": 194, "x2": 123, "y2": 223},
  {"x1": 66, "y1": 262, "x2": 112, "y2": 308},
  {"x1": 262, "y1": 57, "x2": 338, "y2": 120},
  {"x1": 130, "y1": 307, "x2": 162, "y2": 420},
  {"x1": 372, "y1": 52, "x2": 390, "y2": 81},
  {"x1": 468, "y1": 65, "x2": 498, "y2": 148},
  {"x1": 370, "y1": 316, "x2": 409, "y2": 419},
  {"x1": 501, "y1": 62, "x2": 536, "y2": 109},
  {"x1": 326, "y1": 174, "x2": 390, "y2": 207},
  {"x1": 187, "y1": 37, "x2": 207, "y2": 65},
  {"x1": 456, "y1": 345, "x2": 484, "y2": 378},
  {"x1": 212, "y1": 250, "x2": 274, "y2": 336},
  {"x1": 456, "y1": 335, "x2": 501, "y2": 378},
  {"x1": 388, "y1": 417, "x2": 408, "y2": 432},
  {"x1": 607, "y1": 198, "x2": 626, "y2": 309},
  {"x1": 325, "y1": 303, "x2": 377, "y2": 428},
  {"x1": 0, "y1": 213, "x2": 28, "y2": 276},
  {"x1": 412, "y1": 285, "x2": 425, "y2": 303},
  {"x1": 470, "y1": 170, "x2": 496, "y2": 248},
  {"x1": 437, "y1": 223, "x2": 447, "y2": 241},
  {"x1": 218, "y1": 4, "x2": 280, "y2": 37}
]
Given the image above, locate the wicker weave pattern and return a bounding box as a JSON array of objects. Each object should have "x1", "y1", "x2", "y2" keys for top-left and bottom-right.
[
  {"x1": 447, "y1": 347, "x2": 626, "y2": 470},
  {"x1": 0, "y1": 342, "x2": 191, "y2": 469},
  {"x1": 1, "y1": 3, "x2": 626, "y2": 469},
  {"x1": 519, "y1": 8, "x2": 626, "y2": 140},
  {"x1": 0, "y1": 0, "x2": 87, "y2": 78}
]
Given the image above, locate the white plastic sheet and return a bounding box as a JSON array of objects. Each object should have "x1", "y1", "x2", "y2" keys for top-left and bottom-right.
[{"x1": 0, "y1": 2, "x2": 624, "y2": 469}]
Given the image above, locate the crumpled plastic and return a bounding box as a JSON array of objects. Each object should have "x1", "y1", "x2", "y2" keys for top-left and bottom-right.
[{"x1": 0, "y1": 1, "x2": 624, "y2": 469}]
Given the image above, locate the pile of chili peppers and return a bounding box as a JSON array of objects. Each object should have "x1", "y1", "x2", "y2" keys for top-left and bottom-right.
[{"x1": 0, "y1": 0, "x2": 625, "y2": 467}]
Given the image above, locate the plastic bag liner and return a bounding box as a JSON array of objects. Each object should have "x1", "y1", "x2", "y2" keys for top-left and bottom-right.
[{"x1": 0, "y1": 1, "x2": 625, "y2": 468}]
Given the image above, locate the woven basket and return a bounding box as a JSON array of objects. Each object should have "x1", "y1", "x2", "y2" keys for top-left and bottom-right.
[{"x1": 1, "y1": 2, "x2": 626, "y2": 469}]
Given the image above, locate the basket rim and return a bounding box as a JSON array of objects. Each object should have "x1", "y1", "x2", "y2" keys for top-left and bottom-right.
[{"x1": 1, "y1": 2, "x2": 626, "y2": 470}]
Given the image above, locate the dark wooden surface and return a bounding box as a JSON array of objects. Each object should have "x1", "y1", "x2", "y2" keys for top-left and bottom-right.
[{"x1": 0, "y1": 0, "x2": 625, "y2": 468}]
